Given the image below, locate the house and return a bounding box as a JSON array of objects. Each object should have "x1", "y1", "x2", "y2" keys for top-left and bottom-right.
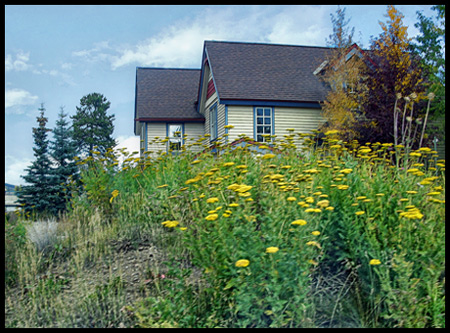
[{"x1": 133, "y1": 40, "x2": 366, "y2": 155}]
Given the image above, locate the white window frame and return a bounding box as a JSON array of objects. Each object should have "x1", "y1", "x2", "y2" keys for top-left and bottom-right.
[{"x1": 167, "y1": 123, "x2": 183, "y2": 152}]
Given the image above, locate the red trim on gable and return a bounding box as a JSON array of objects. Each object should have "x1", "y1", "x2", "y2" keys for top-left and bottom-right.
[{"x1": 206, "y1": 79, "x2": 216, "y2": 99}]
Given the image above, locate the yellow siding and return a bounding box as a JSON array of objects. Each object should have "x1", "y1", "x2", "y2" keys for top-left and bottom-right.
[
  {"x1": 143, "y1": 122, "x2": 206, "y2": 157},
  {"x1": 184, "y1": 122, "x2": 205, "y2": 153},
  {"x1": 274, "y1": 107, "x2": 325, "y2": 149},
  {"x1": 226, "y1": 105, "x2": 254, "y2": 143},
  {"x1": 146, "y1": 122, "x2": 167, "y2": 155}
]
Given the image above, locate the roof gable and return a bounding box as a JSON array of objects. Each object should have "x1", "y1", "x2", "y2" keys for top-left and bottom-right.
[
  {"x1": 135, "y1": 68, "x2": 204, "y2": 124},
  {"x1": 203, "y1": 41, "x2": 334, "y2": 103}
]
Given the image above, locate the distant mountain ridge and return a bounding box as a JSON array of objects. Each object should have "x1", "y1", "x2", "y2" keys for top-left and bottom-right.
[{"x1": 5, "y1": 183, "x2": 16, "y2": 193}]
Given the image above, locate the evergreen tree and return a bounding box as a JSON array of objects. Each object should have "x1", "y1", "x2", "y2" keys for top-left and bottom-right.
[
  {"x1": 71, "y1": 93, "x2": 116, "y2": 157},
  {"x1": 17, "y1": 104, "x2": 56, "y2": 216},
  {"x1": 50, "y1": 106, "x2": 78, "y2": 213}
]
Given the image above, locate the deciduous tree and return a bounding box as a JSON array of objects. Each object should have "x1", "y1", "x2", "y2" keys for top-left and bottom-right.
[
  {"x1": 360, "y1": 5, "x2": 427, "y2": 145},
  {"x1": 320, "y1": 6, "x2": 366, "y2": 141}
]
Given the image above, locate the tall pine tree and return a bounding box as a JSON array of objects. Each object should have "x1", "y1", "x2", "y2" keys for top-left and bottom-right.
[
  {"x1": 71, "y1": 93, "x2": 116, "y2": 157},
  {"x1": 50, "y1": 107, "x2": 78, "y2": 213},
  {"x1": 17, "y1": 104, "x2": 56, "y2": 216}
]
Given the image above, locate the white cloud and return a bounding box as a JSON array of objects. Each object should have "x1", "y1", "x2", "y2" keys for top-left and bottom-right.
[
  {"x1": 267, "y1": 6, "x2": 330, "y2": 46},
  {"x1": 107, "y1": 5, "x2": 331, "y2": 70},
  {"x1": 72, "y1": 40, "x2": 113, "y2": 63},
  {"x1": 5, "y1": 88, "x2": 39, "y2": 111},
  {"x1": 5, "y1": 50, "x2": 31, "y2": 71},
  {"x1": 115, "y1": 135, "x2": 141, "y2": 154},
  {"x1": 114, "y1": 135, "x2": 141, "y2": 165},
  {"x1": 5, "y1": 155, "x2": 32, "y2": 186}
]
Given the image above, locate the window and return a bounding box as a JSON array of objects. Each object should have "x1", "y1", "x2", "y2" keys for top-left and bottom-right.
[
  {"x1": 168, "y1": 124, "x2": 183, "y2": 151},
  {"x1": 255, "y1": 107, "x2": 273, "y2": 142},
  {"x1": 209, "y1": 104, "x2": 218, "y2": 140}
]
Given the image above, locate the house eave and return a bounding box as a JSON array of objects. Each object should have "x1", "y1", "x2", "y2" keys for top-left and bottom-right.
[
  {"x1": 135, "y1": 117, "x2": 205, "y2": 123},
  {"x1": 219, "y1": 99, "x2": 323, "y2": 108}
]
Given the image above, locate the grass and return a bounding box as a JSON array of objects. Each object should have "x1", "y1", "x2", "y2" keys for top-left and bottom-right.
[{"x1": 5, "y1": 130, "x2": 445, "y2": 328}]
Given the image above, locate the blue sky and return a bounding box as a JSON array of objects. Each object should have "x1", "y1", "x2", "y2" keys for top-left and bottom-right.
[{"x1": 5, "y1": 4, "x2": 436, "y2": 185}]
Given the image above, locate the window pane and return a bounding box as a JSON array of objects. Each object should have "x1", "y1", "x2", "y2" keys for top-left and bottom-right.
[
  {"x1": 257, "y1": 134, "x2": 263, "y2": 142},
  {"x1": 264, "y1": 118, "x2": 271, "y2": 124},
  {"x1": 169, "y1": 124, "x2": 182, "y2": 137},
  {"x1": 264, "y1": 126, "x2": 271, "y2": 134},
  {"x1": 264, "y1": 108, "x2": 271, "y2": 116},
  {"x1": 257, "y1": 108, "x2": 263, "y2": 116},
  {"x1": 257, "y1": 118, "x2": 263, "y2": 124},
  {"x1": 257, "y1": 126, "x2": 263, "y2": 133}
]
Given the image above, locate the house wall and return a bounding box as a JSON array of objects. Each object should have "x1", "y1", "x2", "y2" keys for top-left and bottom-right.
[
  {"x1": 184, "y1": 122, "x2": 205, "y2": 153},
  {"x1": 203, "y1": 91, "x2": 227, "y2": 146},
  {"x1": 274, "y1": 106, "x2": 325, "y2": 148},
  {"x1": 225, "y1": 105, "x2": 325, "y2": 148},
  {"x1": 143, "y1": 121, "x2": 205, "y2": 157},
  {"x1": 145, "y1": 122, "x2": 167, "y2": 154},
  {"x1": 226, "y1": 105, "x2": 254, "y2": 143}
]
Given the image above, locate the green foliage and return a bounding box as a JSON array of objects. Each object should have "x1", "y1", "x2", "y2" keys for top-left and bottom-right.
[
  {"x1": 5, "y1": 214, "x2": 28, "y2": 286},
  {"x1": 6, "y1": 130, "x2": 445, "y2": 328}
]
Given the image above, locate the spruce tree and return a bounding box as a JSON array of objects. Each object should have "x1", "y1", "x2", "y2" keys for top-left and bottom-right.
[
  {"x1": 71, "y1": 93, "x2": 116, "y2": 157},
  {"x1": 17, "y1": 104, "x2": 56, "y2": 216},
  {"x1": 50, "y1": 107, "x2": 78, "y2": 213}
]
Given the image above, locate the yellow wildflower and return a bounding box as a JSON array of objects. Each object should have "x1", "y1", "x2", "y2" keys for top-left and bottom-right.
[
  {"x1": 157, "y1": 184, "x2": 168, "y2": 188},
  {"x1": 205, "y1": 214, "x2": 219, "y2": 221},
  {"x1": 305, "y1": 196, "x2": 314, "y2": 203},
  {"x1": 161, "y1": 220, "x2": 179, "y2": 228},
  {"x1": 265, "y1": 247, "x2": 279, "y2": 254},
  {"x1": 206, "y1": 197, "x2": 219, "y2": 203},
  {"x1": 287, "y1": 196, "x2": 297, "y2": 202},
  {"x1": 235, "y1": 259, "x2": 250, "y2": 267},
  {"x1": 306, "y1": 241, "x2": 322, "y2": 249},
  {"x1": 369, "y1": 259, "x2": 381, "y2": 265},
  {"x1": 311, "y1": 231, "x2": 321, "y2": 236},
  {"x1": 355, "y1": 211, "x2": 365, "y2": 216},
  {"x1": 223, "y1": 162, "x2": 235, "y2": 167},
  {"x1": 291, "y1": 219, "x2": 307, "y2": 226},
  {"x1": 317, "y1": 199, "x2": 329, "y2": 208},
  {"x1": 228, "y1": 203, "x2": 239, "y2": 207},
  {"x1": 399, "y1": 208, "x2": 423, "y2": 220},
  {"x1": 109, "y1": 189, "x2": 119, "y2": 203},
  {"x1": 262, "y1": 153, "x2": 276, "y2": 159}
]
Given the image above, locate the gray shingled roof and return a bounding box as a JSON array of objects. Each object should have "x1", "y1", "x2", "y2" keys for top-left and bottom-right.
[
  {"x1": 135, "y1": 68, "x2": 204, "y2": 121},
  {"x1": 204, "y1": 41, "x2": 333, "y2": 103}
]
